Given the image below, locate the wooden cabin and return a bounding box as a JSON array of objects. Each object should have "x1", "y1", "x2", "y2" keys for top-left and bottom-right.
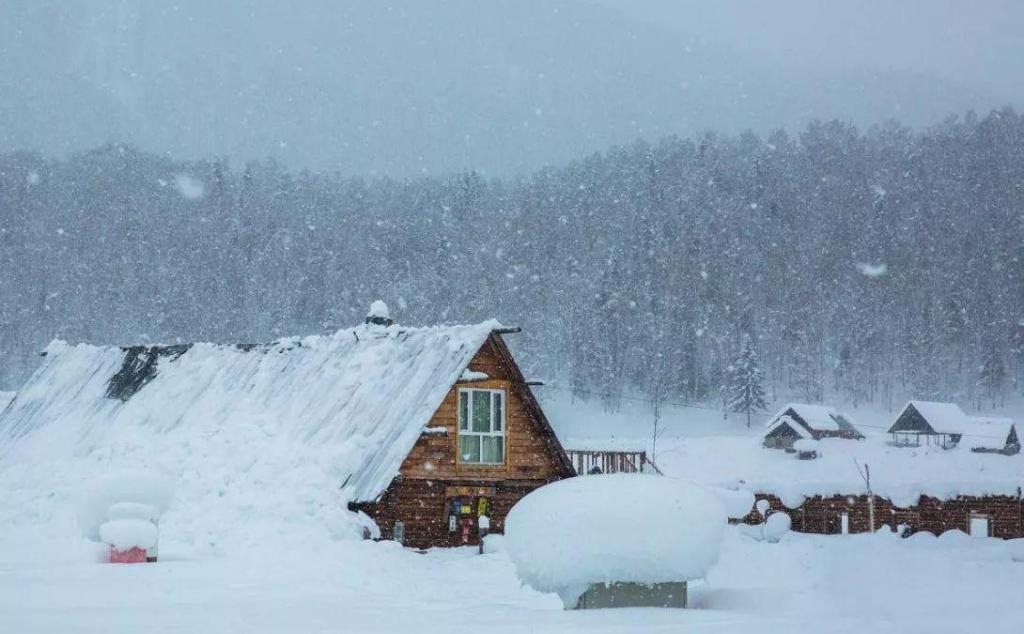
[
  {"x1": 350, "y1": 323, "x2": 576, "y2": 548},
  {"x1": 888, "y1": 401, "x2": 969, "y2": 449},
  {"x1": 0, "y1": 302, "x2": 575, "y2": 550},
  {"x1": 762, "y1": 403, "x2": 863, "y2": 450},
  {"x1": 965, "y1": 416, "x2": 1020, "y2": 455}
]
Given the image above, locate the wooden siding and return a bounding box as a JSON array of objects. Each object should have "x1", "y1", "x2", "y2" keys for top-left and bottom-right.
[
  {"x1": 354, "y1": 334, "x2": 572, "y2": 548},
  {"x1": 738, "y1": 492, "x2": 1024, "y2": 539}
]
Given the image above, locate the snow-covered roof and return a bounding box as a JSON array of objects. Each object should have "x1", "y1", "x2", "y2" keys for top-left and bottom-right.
[
  {"x1": 894, "y1": 401, "x2": 971, "y2": 435},
  {"x1": 656, "y1": 433, "x2": 1024, "y2": 509},
  {"x1": 964, "y1": 417, "x2": 1017, "y2": 451},
  {"x1": 0, "y1": 319, "x2": 500, "y2": 503},
  {"x1": 767, "y1": 403, "x2": 860, "y2": 434},
  {"x1": 764, "y1": 415, "x2": 812, "y2": 440}
]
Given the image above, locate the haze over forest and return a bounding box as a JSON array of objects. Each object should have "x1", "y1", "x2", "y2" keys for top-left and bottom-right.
[{"x1": 1, "y1": 1, "x2": 1022, "y2": 413}]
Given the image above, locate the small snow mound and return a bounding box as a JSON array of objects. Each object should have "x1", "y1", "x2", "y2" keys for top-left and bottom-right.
[
  {"x1": 368, "y1": 300, "x2": 389, "y2": 319},
  {"x1": 76, "y1": 471, "x2": 174, "y2": 542},
  {"x1": 100, "y1": 518, "x2": 158, "y2": 550},
  {"x1": 107, "y1": 502, "x2": 159, "y2": 522},
  {"x1": 173, "y1": 174, "x2": 205, "y2": 200},
  {"x1": 755, "y1": 499, "x2": 771, "y2": 515},
  {"x1": 712, "y1": 487, "x2": 755, "y2": 518},
  {"x1": 1008, "y1": 538, "x2": 1024, "y2": 562},
  {"x1": 763, "y1": 512, "x2": 791, "y2": 543},
  {"x1": 855, "y1": 262, "x2": 888, "y2": 277},
  {"x1": 793, "y1": 439, "x2": 818, "y2": 453},
  {"x1": 505, "y1": 475, "x2": 726, "y2": 599}
]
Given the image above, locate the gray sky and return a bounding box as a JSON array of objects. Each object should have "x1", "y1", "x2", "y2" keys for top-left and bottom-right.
[
  {"x1": 0, "y1": 1, "x2": 1019, "y2": 175},
  {"x1": 593, "y1": 0, "x2": 1023, "y2": 104}
]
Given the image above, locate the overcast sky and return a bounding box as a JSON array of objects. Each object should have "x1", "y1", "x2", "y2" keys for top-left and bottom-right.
[
  {"x1": 593, "y1": 0, "x2": 1024, "y2": 104},
  {"x1": 0, "y1": 1, "x2": 1019, "y2": 174}
]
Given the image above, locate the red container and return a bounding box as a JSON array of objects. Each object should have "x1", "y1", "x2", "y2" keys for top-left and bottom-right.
[{"x1": 109, "y1": 546, "x2": 148, "y2": 564}]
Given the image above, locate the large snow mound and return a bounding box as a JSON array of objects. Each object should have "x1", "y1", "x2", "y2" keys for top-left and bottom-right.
[
  {"x1": 505, "y1": 474, "x2": 726, "y2": 599},
  {"x1": 0, "y1": 321, "x2": 496, "y2": 556}
]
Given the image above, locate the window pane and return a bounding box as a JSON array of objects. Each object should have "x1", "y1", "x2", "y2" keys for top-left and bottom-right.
[
  {"x1": 492, "y1": 392, "x2": 503, "y2": 431},
  {"x1": 472, "y1": 391, "x2": 490, "y2": 432},
  {"x1": 460, "y1": 434, "x2": 481, "y2": 463},
  {"x1": 482, "y1": 436, "x2": 504, "y2": 463},
  {"x1": 459, "y1": 392, "x2": 469, "y2": 431}
]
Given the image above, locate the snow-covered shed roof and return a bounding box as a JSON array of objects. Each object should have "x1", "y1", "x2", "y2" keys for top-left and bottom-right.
[
  {"x1": 889, "y1": 401, "x2": 971, "y2": 435},
  {"x1": 767, "y1": 403, "x2": 860, "y2": 435},
  {"x1": 656, "y1": 433, "x2": 1024, "y2": 509},
  {"x1": 964, "y1": 417, "x2": 1018, "y2": 451},
  {"x1": 764, "y1": 415, "x2": 812, "y2": 440},
  {"x1": 0, "y1": 319, "x2": 502, "y2": 503}
]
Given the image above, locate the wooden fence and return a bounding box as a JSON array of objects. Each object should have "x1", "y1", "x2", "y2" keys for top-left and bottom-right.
[{"x1": 566, "y1": 449, "x2": 662, "y2": 476}]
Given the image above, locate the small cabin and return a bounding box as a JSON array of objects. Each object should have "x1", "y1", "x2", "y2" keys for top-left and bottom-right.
[
  {"x1": 887, "y1": 401, "x2": 969, "y2": 449},
  {"x1": 965, "y1": 417, "x2": 1020, "y2": 455},
  {"x1": 762, "y1": 403, "x2": 863, "y2": 450}
]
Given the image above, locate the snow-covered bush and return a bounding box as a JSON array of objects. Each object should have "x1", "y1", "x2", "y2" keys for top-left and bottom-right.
[
  {"x1": 504, "y1": 474, "x2": 726, "y2": 607},
  {"x1": 762, "y1": 512, "x2": 791, "y2": 543}
]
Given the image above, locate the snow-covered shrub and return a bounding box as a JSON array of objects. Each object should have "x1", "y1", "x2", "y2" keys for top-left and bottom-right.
[
  {"x1": 762, "y1": 512, "x2": 791, "y2": 543},
  {"x1": 504, "y1": 474, "x2": 726, "y2": 607}
]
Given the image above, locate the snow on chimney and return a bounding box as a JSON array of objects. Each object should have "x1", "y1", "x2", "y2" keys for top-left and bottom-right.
[{"x1": 365, "y1": 300, "x2": 394, "y2": 327}]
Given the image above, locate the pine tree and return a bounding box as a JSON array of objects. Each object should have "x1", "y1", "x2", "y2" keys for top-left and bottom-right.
[
  {"x1": 978, "y1": 344, "x2": 1006, "y2": 409},
  {"x1": 729, "y1": 338, "x2": 769, "y2": 427}
]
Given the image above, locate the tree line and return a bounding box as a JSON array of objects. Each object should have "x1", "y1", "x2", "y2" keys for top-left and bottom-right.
[{"x1": 1, "y1": 108, "x2": 1022, "y2": 415}]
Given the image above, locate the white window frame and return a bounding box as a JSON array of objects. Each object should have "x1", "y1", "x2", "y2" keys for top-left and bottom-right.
[{"x1": 458, "y1": 388, "x2": 506, "y2": 465}]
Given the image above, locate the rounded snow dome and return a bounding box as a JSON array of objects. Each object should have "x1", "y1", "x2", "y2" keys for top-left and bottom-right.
[{"x1": 504, "y1": 474, "x2": 726, "y2": 597}]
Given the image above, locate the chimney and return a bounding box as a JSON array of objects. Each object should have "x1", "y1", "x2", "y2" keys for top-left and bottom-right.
[{"x1": 365, "y1": 300, "x2": 394, "y2": 327}]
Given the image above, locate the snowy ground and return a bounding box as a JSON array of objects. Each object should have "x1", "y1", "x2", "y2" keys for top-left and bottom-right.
[
  {"x1": 3, "y1": 392, "x2": 1024, "y2": 632},
  {"x1": 3, "y1": 526, "x2": 1023, "y2": 633}
]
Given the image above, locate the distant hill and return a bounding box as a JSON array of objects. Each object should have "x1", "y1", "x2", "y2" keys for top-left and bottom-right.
[{"x1": 0, "y1": 0, "x2": 1004, "y2": 175}]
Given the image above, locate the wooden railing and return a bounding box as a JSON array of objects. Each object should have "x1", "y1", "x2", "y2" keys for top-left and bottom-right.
[{"x1": 566, "y1": 449, "x2": 662, "y2": 476}]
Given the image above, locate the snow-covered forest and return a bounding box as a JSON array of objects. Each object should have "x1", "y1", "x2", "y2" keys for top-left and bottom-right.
[{"x1": 2, "y1": 109, "x2": 1022, "y2": 411}]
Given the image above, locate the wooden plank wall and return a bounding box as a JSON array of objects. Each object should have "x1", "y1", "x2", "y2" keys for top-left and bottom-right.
[{"x1": 356, "y1": 338, "x2": 569, "y2": 548}]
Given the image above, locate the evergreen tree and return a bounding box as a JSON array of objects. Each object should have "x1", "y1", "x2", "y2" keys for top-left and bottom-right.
[
  {"x1": 728, "y1": 338, "x2": 768, "y2": 428},
  {"x1": 978, "y1": 344, "x2": 1006, "y2": 409}
]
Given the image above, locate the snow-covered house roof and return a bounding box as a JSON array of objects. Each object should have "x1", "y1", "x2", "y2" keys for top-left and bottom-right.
[
  {"x1": 888, "y1": 401, "x2": 971, "y2": 436},
  {"x1": 766, "y1": 403, "x2": 861, "y2": 436},
  {"x1": 764, "y1": 415, "x2": 813, "y2": 440},
  {"x1": 0, "y1": 319, "x2": 505, "y2": 503},
  {"x1": 965, "y1": 417, "x2": 1019, "y2": 452}
]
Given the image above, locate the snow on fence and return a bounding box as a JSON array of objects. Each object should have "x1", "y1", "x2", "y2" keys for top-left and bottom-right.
[{"x1": 566, "y1": 449, "x2": 662, "y2": 475}]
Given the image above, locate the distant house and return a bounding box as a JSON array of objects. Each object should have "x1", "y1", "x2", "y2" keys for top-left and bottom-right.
[
  {"x1": 762, "y1": 403, "x2": 863, "y2": 450},
  {"x1": 0, "y1": 303, "x2": 575, "y2": 549},
  {"x1": 965, "y1": 416, "x2": 1020, "y2": 455},
  {"x1": 888, "y1": 401, "x2": 971, "y2": 449}
]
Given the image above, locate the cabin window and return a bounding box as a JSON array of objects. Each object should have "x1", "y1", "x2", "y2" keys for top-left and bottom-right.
[{"x1": 458, "y1": 389, "x2": 505, "y2": 464}]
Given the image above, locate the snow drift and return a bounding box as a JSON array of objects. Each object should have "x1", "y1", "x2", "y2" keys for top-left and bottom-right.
[
  {"x1": 0, "y1": 319, "x2": 498, "y2": 556},
  {"x1": 504, "y1": 475, "x2": 726, "y2": 606}
]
